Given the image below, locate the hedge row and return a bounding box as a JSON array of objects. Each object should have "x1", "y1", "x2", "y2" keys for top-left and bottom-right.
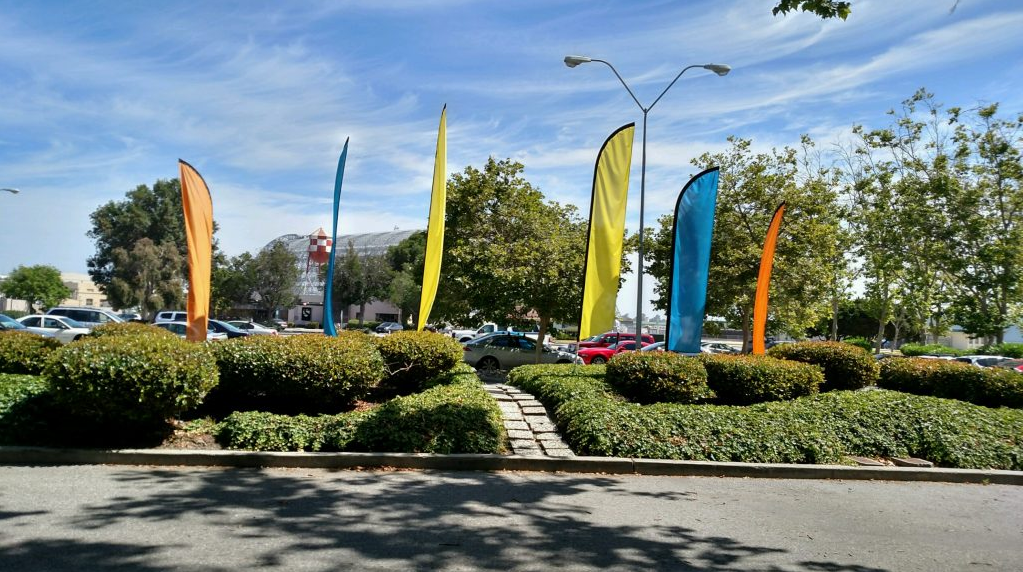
[
  {"x1": 0, "y1": 331, "x2": 62, "y2": 375},
  {"x1": 217, "y1": 364, "x2": 504, "y2": 453},
  {"x1": 767, "y1": 341, "x2": 879, "y2": 391},
  {"x1": 879, "y1": 357, "x2": 1023, "y2": 409},
  {"x1": 507, "y1": 364, "x2": 1023, "y2": 470},
  {"x1": 606, "y1": 352, "x2": 711, "y2": 404},
  {"x1": 699, "y1": 354, "x2": 823, "y2": 405}
]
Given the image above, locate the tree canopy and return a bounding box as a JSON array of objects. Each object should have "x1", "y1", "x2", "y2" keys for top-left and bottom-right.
[{"x1": 0, "y1": 265, "x2": 71, "y2": 312}]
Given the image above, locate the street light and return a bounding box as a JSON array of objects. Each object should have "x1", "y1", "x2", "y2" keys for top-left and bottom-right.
[
  {"x1": 564, "y1": 55, "x2": 729, "y2": 339},
  {"x1": 0, "y1": 188, "x2": 19, "y2": 194}
]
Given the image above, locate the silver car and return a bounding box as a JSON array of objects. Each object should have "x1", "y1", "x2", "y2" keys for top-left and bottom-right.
[
  {"x1": 17, "y1": 314, "x2": 91, "y2": 344},
  {"x1": 463, "y1": 332, "x2": 582, "y2": 375}
]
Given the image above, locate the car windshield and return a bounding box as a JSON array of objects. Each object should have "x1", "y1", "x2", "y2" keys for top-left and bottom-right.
[
  {"x1": 0, "y1": 314, "x2": 27, "y2": 329},
  {"x1": 61, "y1": 317, "x2": 87, "y2": 328}
]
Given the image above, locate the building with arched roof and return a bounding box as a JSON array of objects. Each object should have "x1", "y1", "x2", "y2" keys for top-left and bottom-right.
[{"x1": 265, "y1": 229, "x2": 421, "y2": 325}]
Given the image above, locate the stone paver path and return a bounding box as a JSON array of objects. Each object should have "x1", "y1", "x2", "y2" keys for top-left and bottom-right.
[{"x1": 482, "y1": 381, "x2": 575, "y2": 457}]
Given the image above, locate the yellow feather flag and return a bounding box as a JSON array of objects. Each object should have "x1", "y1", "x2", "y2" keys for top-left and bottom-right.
[
  {"x1": 178, "y1": 160, "x2": 214, "y2": 343},
  {"x1": 418, "y1": 105, "x2": 446, "y2": 331},
  {"x1": 752, "y1": 202, "x2": 786, "y2": 355},
  {"x1": 579, "y1": 123, "x2": 635, "y2": 341}
]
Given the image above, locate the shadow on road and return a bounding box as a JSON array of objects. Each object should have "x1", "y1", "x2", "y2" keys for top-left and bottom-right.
[{"x1": 0, "y1": 468, "x2": 891, "y2": 571}]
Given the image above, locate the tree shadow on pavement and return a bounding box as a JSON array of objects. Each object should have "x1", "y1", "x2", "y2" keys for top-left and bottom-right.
[{"x1": 0, "y1": 468, "x2": 894, "y2": 572}]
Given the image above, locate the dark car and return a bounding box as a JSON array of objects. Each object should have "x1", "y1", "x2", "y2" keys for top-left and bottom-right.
[
  {"x1": 207, "y1": 319, "x2": 250, "y2": 339},
  {"x1": 374, "y1": 321, "x2": 404, "y2": 334}
]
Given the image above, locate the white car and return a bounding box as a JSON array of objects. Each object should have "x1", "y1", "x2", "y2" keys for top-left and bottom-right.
[
  {"x1": 953, "y1": 355, "x2": 1009, "y2": 368},
  {"x1": 227, "y1": 321, "x2": 279, "y2": 336},
  {"x1": 154, "y1": 321, "x2": 227, "y2": 341},
  {"x1": 17, "y1": 314, "x2": 91, "y2": 344}
]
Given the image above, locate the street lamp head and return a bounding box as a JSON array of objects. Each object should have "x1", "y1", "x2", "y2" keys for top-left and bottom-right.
[
  {"x1": 703, "y1": 64, "x2": 731, "y2": 76},
  {"x1": 564, "y1": 55, "x2": 592, "y2": 68},
  {"x1": 1, "y1": 188, "x2": 20, "y2": 194}
]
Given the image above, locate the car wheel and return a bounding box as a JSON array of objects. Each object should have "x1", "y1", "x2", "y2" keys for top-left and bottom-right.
[
  {"x1": 476, "y1": 356, "x2": 501, "y2": 376},
  {"x1": 590, "y1": 356, "x2": 607, "y2": 365},
  {"x1": 72, "y1": 335, "x2": 84, "y2": 341}
]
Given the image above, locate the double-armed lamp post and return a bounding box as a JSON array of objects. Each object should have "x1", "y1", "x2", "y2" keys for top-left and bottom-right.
[{"x1": 564, "y1": 55, "x2": 729, "y2": 339}]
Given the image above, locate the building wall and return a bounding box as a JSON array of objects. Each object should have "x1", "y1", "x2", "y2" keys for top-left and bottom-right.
[{"x1": 0, "y1": 272, "x2": 110, "y2": 313}]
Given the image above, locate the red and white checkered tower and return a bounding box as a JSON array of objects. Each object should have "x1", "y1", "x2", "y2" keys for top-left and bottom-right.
[{"x1": 306, "y1": 227, "x2": 333, "y2": 272}]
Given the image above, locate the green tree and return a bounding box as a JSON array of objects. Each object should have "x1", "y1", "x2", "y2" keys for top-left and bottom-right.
[
  {"x1": 442, "y1": 158, "x2": 589, "y2": 360},
  {"x1": 647, "y1": 137, "x2": 842, "y2": 350},
  {"x1": 385, "y1": 231, "x2": 426, "y2": 327},
  {"x1": 107, "y1": 238, "x2": 185, "y2": 320},
  {"x1": 328, "y1": 242, "x2": 393, "y2": 325},
  {"x1": 250, "y1": 242, "x2": 299, "y2": 320},
  {"x1": 772, "y1": 0, "x2": 851, "y2": 19},
  {"x1": 210, "y1": 252, "x2": 255, "y2": 318},
  {"x1": 0, "y1": 265, "x2": 71, "y2": 312}
]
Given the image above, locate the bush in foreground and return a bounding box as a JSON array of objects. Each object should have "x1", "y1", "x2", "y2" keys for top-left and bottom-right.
[
  {"x1": 375, "y1": 330, "x2": 465, "y2": 394},
  {"x1": 87, "y1": 322, "x2": 176, "y2": 339},
  {"x1": 879, "y1": 357, "x2": 1023, "y2": 409},
  {"x1": 44, "y1": 334, "x2": 219, "y2": 426},
  {"x1": 767, "y1": 341, "x2": 879, "y2": 391},
  {"x1": 0, "y1": 331, "x2": 62, "y2": 374},
  {"x1": 508, "y1": 364, "x2": 1023, "y2": 469},
  {"x1": 699, "y1": 353, "x2": 822, "y2": 405},
  {"x1": 605, "y1": 351, "x2": 712, "y2": 404},
  {"x1": 217, "y1": 364, "x2": 503, "y2": 453},
  {"x1": 210, "y1": 332, "x2": 384, "y2": 413}
]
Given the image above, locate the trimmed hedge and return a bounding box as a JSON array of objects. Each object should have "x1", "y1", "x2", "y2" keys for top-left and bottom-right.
[
  {"x1": 879, "y1": 357, "x2": 1023, "y2": 409},
  {"x1": 0, "y1": 374, "x2": 52, "y2": 444},
  {"x1": 767, "y1": 341, "x2": 879, "y2": 391},
  {"x1": 978, "y1": 343, "x2": 1023, "y2": 359},
  {"x1": 43, "y1": 334, "x2": 219, "y2": 426},
  {"x1": 508, "y1": 364, "x2": 1023, "y2": 469},
  {"x1": 210, "y1": 332, "x2": 384, "y2": 413},
  {"x1": 605, "y1": 352, "x2": 712, "y2": 404},
  {"x1": 699, "y1": 353, "x2": 822, "y2": 405},
  {"x1": 842, "y1": 337, "x2": 873, "y2": 352},
  {"x1": 374, "y1": 330, "x2": 465, "y2": 393},
  {"x1": 0, "y1": 331, "x2": 63, "y2": 374},
  {"x1": 87, "y1": 322, "x2": 176, "y2": 339},
  {"x1": 899, "y1": 343, "x2": 963, "y2": 357},
  {"x1": 217, "y1": 364, "x2": 504, "y2": 453}
]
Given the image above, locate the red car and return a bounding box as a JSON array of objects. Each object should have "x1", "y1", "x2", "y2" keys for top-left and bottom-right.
[
  {"x1": 577, "y1": 340, "x2": 647, "y2": 365},
  {"x1": 576, "y1": 331, "x2": 655, "y2": 351}
]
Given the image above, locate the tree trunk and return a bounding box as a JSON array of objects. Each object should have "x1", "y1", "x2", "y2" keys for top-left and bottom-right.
[
  {"x1": 740, "y1": 306, "x2": 751, "y2": 353},
  {"x1": 358, "y1": 302, "x2": 366, "y2": 325},
  {"x1": 874, "y1": 303, "x2": 889, "y2": 354},
  {"x1": 830, "y1": 295, "x2": 840, "y2": 341},
  {"x1": 534, "y1": 314, "x2": 551, "y2": 364}
]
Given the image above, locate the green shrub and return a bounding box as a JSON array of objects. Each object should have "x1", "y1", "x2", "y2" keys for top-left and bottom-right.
[
  {"x1": 508, "y1": 364, "x2": 1023, "y2": 469},
  {"x1": 978, "y1": 343, "x2": 1023, "y2": 359},
  {"x1": 605, "y1": 351, "x2": 712, "y2": 404},
  {"x1": 0, "y1": 331, "x2": 63, "y2": 374},
  {"x1": 767, "y1": 341, "x2": 879, "y2": 391},
  {"x1": 87, "y1": 321, "x2": 176, "y2": 339},
  {"x1": 44, "y1": 334, "x2": 219, "y2": 426},
  {"x1": 842, "y1": 337, "x2": 874, "y2": 352},
  {"x1": 879, "y1": 357, "x2": 1023, "y2": 408},
  {"x1": 899, "y1": 343, "x2": 964, "y2": 357},
  {"x1": 374, "y1": 330, "x2": 464, "y2": 393},
  {"x1": 210, "y1": 332, "x2": 384, "y2": 413},
  {"x1": 699, "y1": 353, "x2": 822, "y2": 404},
  {"x1": 217, "y1": 364, "x2": 503, "y2": 453}
]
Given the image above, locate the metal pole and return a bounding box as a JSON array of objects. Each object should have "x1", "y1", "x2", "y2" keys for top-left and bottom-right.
[{"x1": 635, "y1": 110, "x2": 648, "y2": 338}]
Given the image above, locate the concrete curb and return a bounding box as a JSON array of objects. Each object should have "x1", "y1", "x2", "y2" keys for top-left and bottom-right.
[{"x1": 1, "y1": 447, "x2": 1020, "y2": 485}]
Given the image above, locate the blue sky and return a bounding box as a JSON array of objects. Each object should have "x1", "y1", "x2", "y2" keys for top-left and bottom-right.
[{"x1": 2, "y1": 0, "x2": 1022, "y2": 318}]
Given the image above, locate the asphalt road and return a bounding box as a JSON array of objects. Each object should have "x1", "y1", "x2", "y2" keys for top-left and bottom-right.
[{"x1": 0, "y1": 465, "x2": 1020, "y2": 571}]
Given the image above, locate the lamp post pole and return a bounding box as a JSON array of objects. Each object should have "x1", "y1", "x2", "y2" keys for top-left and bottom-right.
[
  {"x1": 564, "y1": 57, "x2": 729, "y2": 338},
  {"x1": 0, "y1": 188, "x2": 19, "y2": 194}
]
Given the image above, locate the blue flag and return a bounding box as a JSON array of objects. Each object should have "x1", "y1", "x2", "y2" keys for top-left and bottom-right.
[
  {"x1": 665, "y1": 167, "x2": 720, "y2": 354},
  {"x1": 323, "y1": 138, "x2": 349, "y2": 337}
]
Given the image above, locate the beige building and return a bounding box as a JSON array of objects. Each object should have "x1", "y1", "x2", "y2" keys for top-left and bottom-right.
[{"x1": 0, "y1": 271, "x2": 111, "y2": 313}]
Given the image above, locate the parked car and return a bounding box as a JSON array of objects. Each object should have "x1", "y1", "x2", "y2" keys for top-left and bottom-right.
[
  {"x1": 153, "y1": 321, "x2": 227, "y2": 341},
  {"x1": 463, "y1": 331, "x2": 582, "y2": 374},
  {"x1": 577, "y1": 340, "x2": 646, "y2": 365},
  {"x1": 993, "y1": 359, "x2": 1023, "y2": 373},
  {"x1": 0, "y1": 313, "x2": 54, "y2": 337},
  {"x1": 640, "y1": 341, "x2": 666, "y2": 352},
  {"x1": 118, "y1": 312, "x2": 143, "y2": 322},
  {"x1": 374, "y1": 321, "x2": 405, "y2": 334},
  {"x1": 153, "y1": 310, "x2": 188, "y2": 323},
  {"x1": 953, "y1": 355, "x2": 1010, "y2": 368},
  {"x1": 45, "y1": 306, "x2": 123, "y2": 328},
  {"x1": 573, "y1": 332, "x2": 656, "y2": 352},
  {"x1": 16, "y1": 314, "x2": 91, "y2": 344},
  {"x1": 227, "y1": 320, "x2": 279, "y2": 336},
  {"x1": 700, "y1": 341, "x2": 740, "y2": 354},
  {"x1": 206, "y1": 319, "x2": 250, "y2": 339}
]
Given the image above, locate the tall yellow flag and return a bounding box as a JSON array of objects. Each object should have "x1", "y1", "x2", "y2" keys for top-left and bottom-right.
[
  {"x1": 178, "y1": 160, "x2": 214, "y2": 343},
  {"x1": 752, "y1": 202, "x2": 786, "y2": 355},
  {"x1": 579, "y1": 123, "x2": 635, "y2": 341},
  {"x1": 418, "y1": 105, "x2": 446, "y2": 331}
]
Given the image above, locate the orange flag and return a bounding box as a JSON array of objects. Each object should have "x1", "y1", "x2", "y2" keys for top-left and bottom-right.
[
  {"x1": 178, "y1": 160, "x2": 214, "y2": 343},
  {"x1": 752, "y1": 202, "x2": 786, "y2": 355}
]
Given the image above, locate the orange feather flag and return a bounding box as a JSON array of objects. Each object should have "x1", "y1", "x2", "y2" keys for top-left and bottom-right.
[
  {"x1": 178, "y1": 160, "x2": 214, "y2": 343},
  {"x1": 752, "y1": 202, "x2": 786, "y2": 355}
]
